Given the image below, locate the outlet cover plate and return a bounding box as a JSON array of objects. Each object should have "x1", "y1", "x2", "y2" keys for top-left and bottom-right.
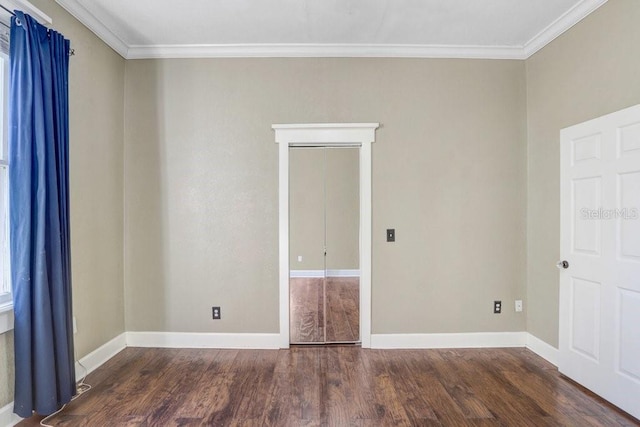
[{"x1": 493, "y1": 300, "x2": 502, "y2": 314}]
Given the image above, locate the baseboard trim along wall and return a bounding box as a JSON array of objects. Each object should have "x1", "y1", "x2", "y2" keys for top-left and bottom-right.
[
  {"x1": 0, "y1": 403, "x2": 22, "y2": 427},
  {"x1": 525, "y1": 333, "x2": 559, "y2": 366},
  {"x1": 75, "y1": 333, "x2": 127, "y2": 380},
  {"x1": 371, "y1": 332, "x2": 527, "y2": 349},
  {"x1": 125, "y1": 332, "x2": 281, "y2": 349},
  {"x1": 290, "y1": 269, "x2": 360, "y2": 278},
  {"x1": 370, "y1": 332, "x2": 558, "y2": 366}
]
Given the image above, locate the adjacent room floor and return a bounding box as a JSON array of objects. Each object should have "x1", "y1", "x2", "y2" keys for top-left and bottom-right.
[
  {"x1": 18, "y1": 346, "x2": 639, "y2": 426},
  {"x1": 290, "y1": 277, "x2": 360, "y2": 343}
]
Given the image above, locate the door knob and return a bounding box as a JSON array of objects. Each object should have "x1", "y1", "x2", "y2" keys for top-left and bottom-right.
[{"x1": 556, "y1": 260, "x2": 569, "y2": 269}]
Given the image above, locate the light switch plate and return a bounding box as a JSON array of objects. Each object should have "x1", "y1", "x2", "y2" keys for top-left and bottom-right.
[{"x1": 387, "y1": 229, "x2": 395, "y2": 242}]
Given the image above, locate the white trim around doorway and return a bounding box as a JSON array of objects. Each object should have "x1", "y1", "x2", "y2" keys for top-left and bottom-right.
[{"x1": 273, "y1": 123, "x2": 379, "y2": 349}]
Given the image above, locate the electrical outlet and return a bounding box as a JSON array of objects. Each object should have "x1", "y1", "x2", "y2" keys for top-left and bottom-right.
[
  {"x1": 297, "y1": 255, "x2": 302, "y2": 262},
  {"x1": 212, "y1": 306, "x2": 221, "y2": 320},
  {"x1": 493, "y1": 300, "x2": 502, "y2": 314},
  {"x1": 515, "y1": 300, "x2": 523, "y2": 312}
]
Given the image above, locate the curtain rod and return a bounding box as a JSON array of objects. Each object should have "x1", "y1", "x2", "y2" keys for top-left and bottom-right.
[
  {"x1": 0, "y1": 4, "x2": 12, "y2": 17},
  {"x1": 0, "y1": 4, "x2": 74, "y2": 56}
]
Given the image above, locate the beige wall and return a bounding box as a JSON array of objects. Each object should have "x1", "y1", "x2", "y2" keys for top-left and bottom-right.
[
  {"x1": 290, "y1": 148, "x2": 325, "y2": 270},
  {"x1": 0, "y1": 0, "x2": 125, "y2": 407},
  {"x1": 525, "y1": 0, "x2": 640, "y2": 346},
  {"x1": 124, "y1": 58, "x2": 527, "y2": 334},
  {"x1": 0, "y1": 332, "x2": 13, "y2": 407},
  {"x1": 325, "y1": 148, "x2": 360, "y2": 271},
  {"x1": 290, "y1": 147, "x2": 360, "y2": 271}
]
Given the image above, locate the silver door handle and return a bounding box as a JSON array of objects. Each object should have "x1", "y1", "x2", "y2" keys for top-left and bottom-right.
[{"x1": 556, "y1": 260, "x2": 569, "y2": 269}]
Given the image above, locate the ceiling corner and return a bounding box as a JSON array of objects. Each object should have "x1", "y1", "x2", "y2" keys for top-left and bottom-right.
[
  {"x1": 6, "y1": 0, "x2": 52, "y2": 24},
  {"x1": 54, "y1": 0, "x2": 129, "y2": 58},
  {"x1": 523, "y1": 0, "x2": 608, "y2": 58}
]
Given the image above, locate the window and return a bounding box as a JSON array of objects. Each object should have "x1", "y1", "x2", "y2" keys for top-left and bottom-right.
[{"x1": 0, "y1": 18, "x2": 10, "y2": 309}]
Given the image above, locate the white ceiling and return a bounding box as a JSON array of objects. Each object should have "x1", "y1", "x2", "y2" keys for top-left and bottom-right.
[{"x1": 53, "y1": 0, "x2": 607, "y2": 60}]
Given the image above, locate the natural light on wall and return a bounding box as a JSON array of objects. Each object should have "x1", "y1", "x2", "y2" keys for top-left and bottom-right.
[
  {"x1": 0, "y1": 5, "x2": 11, "y2": 334},
  {"x1": 0, "y1": 51, "x2": 8, "y2": 309},
  {"x1": 0, "y1": 8, "x2": 9, "y2": 300}
]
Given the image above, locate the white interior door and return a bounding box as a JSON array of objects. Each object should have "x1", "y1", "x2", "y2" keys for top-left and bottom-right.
[{"x1": 560, "y1": 104, "x2": 640, "y2": 420}]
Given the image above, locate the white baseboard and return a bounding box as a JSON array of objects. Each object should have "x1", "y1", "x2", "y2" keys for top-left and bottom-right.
[
  {"x1": 290, "y1": 269, "x2": 360, "y2": 278},
  {"x1": 371, "y1": 332, "x2": 527, "y2": 349},
  {"x1": 327, "y1": 269, "x2": 360, "y2": 277},
  {"x1": 525, "y1": 333, "x2": 559, "y2": 366},
  {"x1": 75, "y1": 333, "x2": 127, "y2": 380},
  {"x1": 371, "y1": 332, "x2": 560, "y2": 367},
  {"x1": 290, "y1": 270, "x2": 324, "y2": 278},
  {"x1": 125, "y1": 332, "x2": 281, "y2": 349},
  {"x1": 0, "y1": 402, "x2": 22, "y2": 427}
]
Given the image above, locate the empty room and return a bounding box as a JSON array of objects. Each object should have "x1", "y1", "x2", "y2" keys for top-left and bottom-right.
[{"x1": 0, "y1": 0, "x2": 639, "y2": 425}]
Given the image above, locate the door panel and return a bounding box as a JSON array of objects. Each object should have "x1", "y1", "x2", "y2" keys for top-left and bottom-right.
[
  {"x1": 618, "y1": 289, "x2": 640, "y2": 381},
  {"x1": 289, "y1": 148, "x2": 326, "y2": 344},
  {"x1": 572, "y1": 133, "x2": 601, "y2": 163},
  {"x1": 325, "y1": 148, "x2": 359, "y2": 343},
  {"x1": 289, "y1": 147, "x2": 360, "y2": 344},
  {"x1": 572, "y1": 177, "x2": 601, "y2": 254},
  {"x1": 618, "y1": 121, "x2": 640, "y2": 154},
  {"x1": 570, "y1": 277, "x2": 601, "y2": 362},
  {"x1": 618, "y1": 171, "x2": 640, "y2": 260},
  {"x1": 289, "y1": 148, "x2": 325, "y2": 274},
  {"x1": 560, "y1": 104, "x2": 640, "y2": 420},
  {"x1": 325, "y1": 148, "x2": 360, "y2": 273}
]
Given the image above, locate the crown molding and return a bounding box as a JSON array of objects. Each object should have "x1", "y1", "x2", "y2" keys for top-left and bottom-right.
[
  {"x1": 126, "y1": 43, "x2": 526, "y2": 60},
  {"x1": 54, "y1": 0, "x2": 607, "y2": 60},
  {"x1": 523, "y1": 0, "x2": 608, "y2": 58},
  {"x1": 54, "y1": 0, "x2": 128, "y2": 57}
]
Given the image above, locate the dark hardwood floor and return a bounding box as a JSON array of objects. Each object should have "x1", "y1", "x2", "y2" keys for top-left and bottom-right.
[
  {"x1": 290, "y1": 277, "x2": 324, "y2": 343},
  {"x1": 325, "y1": 277, "x2": 359, "y2": 343},
  {"x1": 18, "y1": 346, "x2": 639, "y2": 426},
  {"x1": 289, "y1": 277, "x2": 359, "y2": 343}
]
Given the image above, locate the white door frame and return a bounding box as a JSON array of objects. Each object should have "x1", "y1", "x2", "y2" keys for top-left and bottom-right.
[{"x1": 273, "y1": 123, "x2": 379, "y2": 348}]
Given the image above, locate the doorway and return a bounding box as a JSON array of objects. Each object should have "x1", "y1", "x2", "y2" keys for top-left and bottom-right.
[
  {"x1": 289, "y1": 147, "x2": 360, "y2": 344},
  {"x1": 273, "y1": 123, "x2": 378, "y2": 348}
]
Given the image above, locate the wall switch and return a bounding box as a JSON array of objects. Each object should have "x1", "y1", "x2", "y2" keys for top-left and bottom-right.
[
  {"x1": 387, "y1": 229, "x2": 395, "y2": 242},
  {"x1": 515, "y1": 300, "x2": 523, "y2": 312},
  {"x1": 212, "y1": 306, "x2": 221, "y2": 319},
  {"x1": 493, "y1": 300, "x2": 502, "y2": 314},
  {"x1": 73, "y1": 316, "x2": 78, "y2": 334},
  {"x1": 297, "y1": 255, "x2": 303, "y2": 262}
]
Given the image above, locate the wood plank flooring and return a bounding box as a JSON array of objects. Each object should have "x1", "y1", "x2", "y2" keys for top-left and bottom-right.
[
  {"x1": 289, "y1": 277, "x2": 359, "y2": 343},
  {"x1": 18, "y1": 346, "x2": 639, "y2": 426}
]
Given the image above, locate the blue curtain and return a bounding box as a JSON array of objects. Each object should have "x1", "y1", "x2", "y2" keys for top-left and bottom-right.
[{"x1": 9, "y1": 11, "x2": 75, "y2": 418}]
